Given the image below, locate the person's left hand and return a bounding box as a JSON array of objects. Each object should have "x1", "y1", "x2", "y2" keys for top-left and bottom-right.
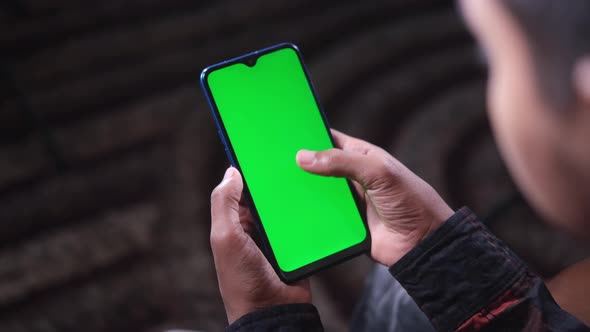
[{"x1": 210, "y1": 167, "x2": 312, "y2": 324}]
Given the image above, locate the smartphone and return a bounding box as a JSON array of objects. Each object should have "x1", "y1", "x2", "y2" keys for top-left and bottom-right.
[{"x1": 200, "y1": 43, "x2": 369, "y2": 283}]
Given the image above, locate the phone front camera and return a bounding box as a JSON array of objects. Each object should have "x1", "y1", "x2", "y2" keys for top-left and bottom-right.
[{"x1": 245, "y1": 57, "x2": 258, "y2": 67}]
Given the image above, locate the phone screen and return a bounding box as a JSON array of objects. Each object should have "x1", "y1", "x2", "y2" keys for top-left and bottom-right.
[{"x1": 203, "y1": 45, "x2": 367, "y2": 275}]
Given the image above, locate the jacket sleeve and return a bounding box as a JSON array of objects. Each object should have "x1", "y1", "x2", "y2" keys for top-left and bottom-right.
[
  {"x1": 390, "y1": 207, "x2": 590, "y2": 332},
  {"x1": 225, "y1": 303, "x2": 323, "y2": 332}
]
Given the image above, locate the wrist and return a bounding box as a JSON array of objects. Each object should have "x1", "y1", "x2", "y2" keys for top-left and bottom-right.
[
  {"x1": 372, "y1": 206, "x2": 453, "y2": 267},
  {"x1": 422, "y1": 204, "x2": 453, "y2": 241}
]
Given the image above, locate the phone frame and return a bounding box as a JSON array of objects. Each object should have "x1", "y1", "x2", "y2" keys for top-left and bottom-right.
[{"x1": 200, "y1": 42, "x2": 370, "y2": 283}]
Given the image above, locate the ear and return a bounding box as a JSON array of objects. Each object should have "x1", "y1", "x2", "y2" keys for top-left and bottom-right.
[{"x1": 573, "y1": 56, "x2": 590, "y2": 107}]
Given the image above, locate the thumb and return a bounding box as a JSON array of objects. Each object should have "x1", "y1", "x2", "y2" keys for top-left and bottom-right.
[
  {"x1": 296, "y1": 149, "x2": 394, "y2": 190},
  {"x1": 210, "y1": 167, "x2": 245, "y2": 250}
]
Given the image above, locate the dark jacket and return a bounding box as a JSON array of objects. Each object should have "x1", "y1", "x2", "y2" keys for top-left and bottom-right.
[{"x1": 226, "y1": 208, "x2": 590, "y2": 332}]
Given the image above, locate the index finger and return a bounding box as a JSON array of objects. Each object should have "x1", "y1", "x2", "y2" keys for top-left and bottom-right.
[{"x1": 330, "y1": 128, "x2": 375, "y2": 155}]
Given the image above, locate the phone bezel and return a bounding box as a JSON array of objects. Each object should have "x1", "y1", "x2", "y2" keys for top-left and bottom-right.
[{"x1": 200, "y1": 42, "x2": 370, "y2": 283}]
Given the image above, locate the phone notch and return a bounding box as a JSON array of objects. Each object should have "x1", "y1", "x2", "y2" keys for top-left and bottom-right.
[{"x1": 244, "y1": 55, "x2": 258, "y2": 67}]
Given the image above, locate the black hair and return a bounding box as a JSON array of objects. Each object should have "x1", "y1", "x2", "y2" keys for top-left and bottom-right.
[{"x1": 501, "y1": 0, "x2": 590, "y2": 108}]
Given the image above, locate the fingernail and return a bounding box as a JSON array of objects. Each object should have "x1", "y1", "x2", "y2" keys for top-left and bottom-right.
[
  {"x1": 296, "y1": 150, "x2": 316, "y2": 166},
  {"x1": 223, "y1": 167, "x2": 235, "y2": 180}
]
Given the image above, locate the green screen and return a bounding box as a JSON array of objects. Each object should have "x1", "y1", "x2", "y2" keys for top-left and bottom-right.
[{"x1": 206, "y1": 46, "x2": 366, "y2": 272}]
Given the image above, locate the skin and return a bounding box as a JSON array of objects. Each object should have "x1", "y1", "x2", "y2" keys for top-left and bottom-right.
[
  {"x1": 460, "y1": 0, "x2": 590, "y2": 234},
  {"x1": 210, "y1": 167, "x2": 311, "y2": 324},
  {"x1": 210, "y1": 0, "x2": 590, "y2": 324},
  {"x1": 461, "y1": 1, "x2": 590, "y2": 323},
  {"x1": 210, "y1": 131, "x2": 452, "y2": 323},
  {"x1": 546, "y1": 258, "x2": 590, "y2": 327}
]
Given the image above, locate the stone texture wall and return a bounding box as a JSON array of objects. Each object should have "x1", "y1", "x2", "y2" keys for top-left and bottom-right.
[{"x1": 1, "y1": 0, "x2": 588, "y2": 331}]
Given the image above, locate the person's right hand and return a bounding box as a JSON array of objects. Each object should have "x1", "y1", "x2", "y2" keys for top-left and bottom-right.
[{"x1": 296, "y1": 129, "x2": 454, "y2": 266}]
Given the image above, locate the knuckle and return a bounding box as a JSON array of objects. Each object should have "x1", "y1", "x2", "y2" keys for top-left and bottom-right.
[
  {"x1": 210, "y1": 185, "x2": 226, "y2": 203},
  {"x1": 210, "y1": 232, "x2": 223, "y2": 250},
  {"x1": 378, "y1": 158, "x2": 397, "y2": 177},
  {"x1": 211, "y1": 184, "x2": 238, "y2": 207},
  {"x1": 210, "y1": 228, "x2": 237, "y2": 248},
  {"x1": 209, "y1": 230, "x2": 222, "y2": 247},
  {"x1": 373, "y1": 152, "x2": 402, "y2": 177},
  {"x1": 318, "y1": 150, "x2": 338, "y2": 166},
  {"x1": 365, "y1": 155, "x2": 400, "y2": 188}
]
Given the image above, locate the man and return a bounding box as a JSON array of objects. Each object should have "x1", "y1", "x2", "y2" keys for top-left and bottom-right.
[{"x1": 208, "y1": 0, "x2": 590, "y2": 331}]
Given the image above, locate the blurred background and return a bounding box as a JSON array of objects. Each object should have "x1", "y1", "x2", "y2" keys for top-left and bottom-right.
[{"x1": 1, "y1": 0, "x2": 589, "y2": 331}]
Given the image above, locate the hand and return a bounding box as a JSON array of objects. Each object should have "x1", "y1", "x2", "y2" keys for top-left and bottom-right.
[
  {"x1": 210, "y1": 167, "x2": 312, "y2": 324},
  {"x1": 296, "y1": 129, "x2": 454, "y2": 266}
]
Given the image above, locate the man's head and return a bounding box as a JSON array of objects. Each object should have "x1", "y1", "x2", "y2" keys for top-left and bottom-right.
[{"x1": 460, "y1": 0, "x2": 590, "y2": 236}]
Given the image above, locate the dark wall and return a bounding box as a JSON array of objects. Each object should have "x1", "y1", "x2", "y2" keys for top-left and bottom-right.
[{"x1": 1, "y1": 0, "x2": 588, "y2": 331}]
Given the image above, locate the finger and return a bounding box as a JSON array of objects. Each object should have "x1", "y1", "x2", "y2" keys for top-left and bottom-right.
[
  {"x1": 239, "y1": 205, "x2": 255, "y2": 234},
  {"x1": 238, "y1": 203, "x2": 254, "y2": 224},
  {"x1": 210, "y1": 167, "x2": 245, "y2": 249},
  {"x1": 296, "y1": 148, "x2": 398, "y2": 190},
  {"x1": 330, "y1": 129, "x2": 374, "y2": 154},
  {"x1": 351, "y1": 180, "x2": 366, "y2": 199},
  {"x1": 238, "y1": 192, "x2": 255, "y2": 230}
]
